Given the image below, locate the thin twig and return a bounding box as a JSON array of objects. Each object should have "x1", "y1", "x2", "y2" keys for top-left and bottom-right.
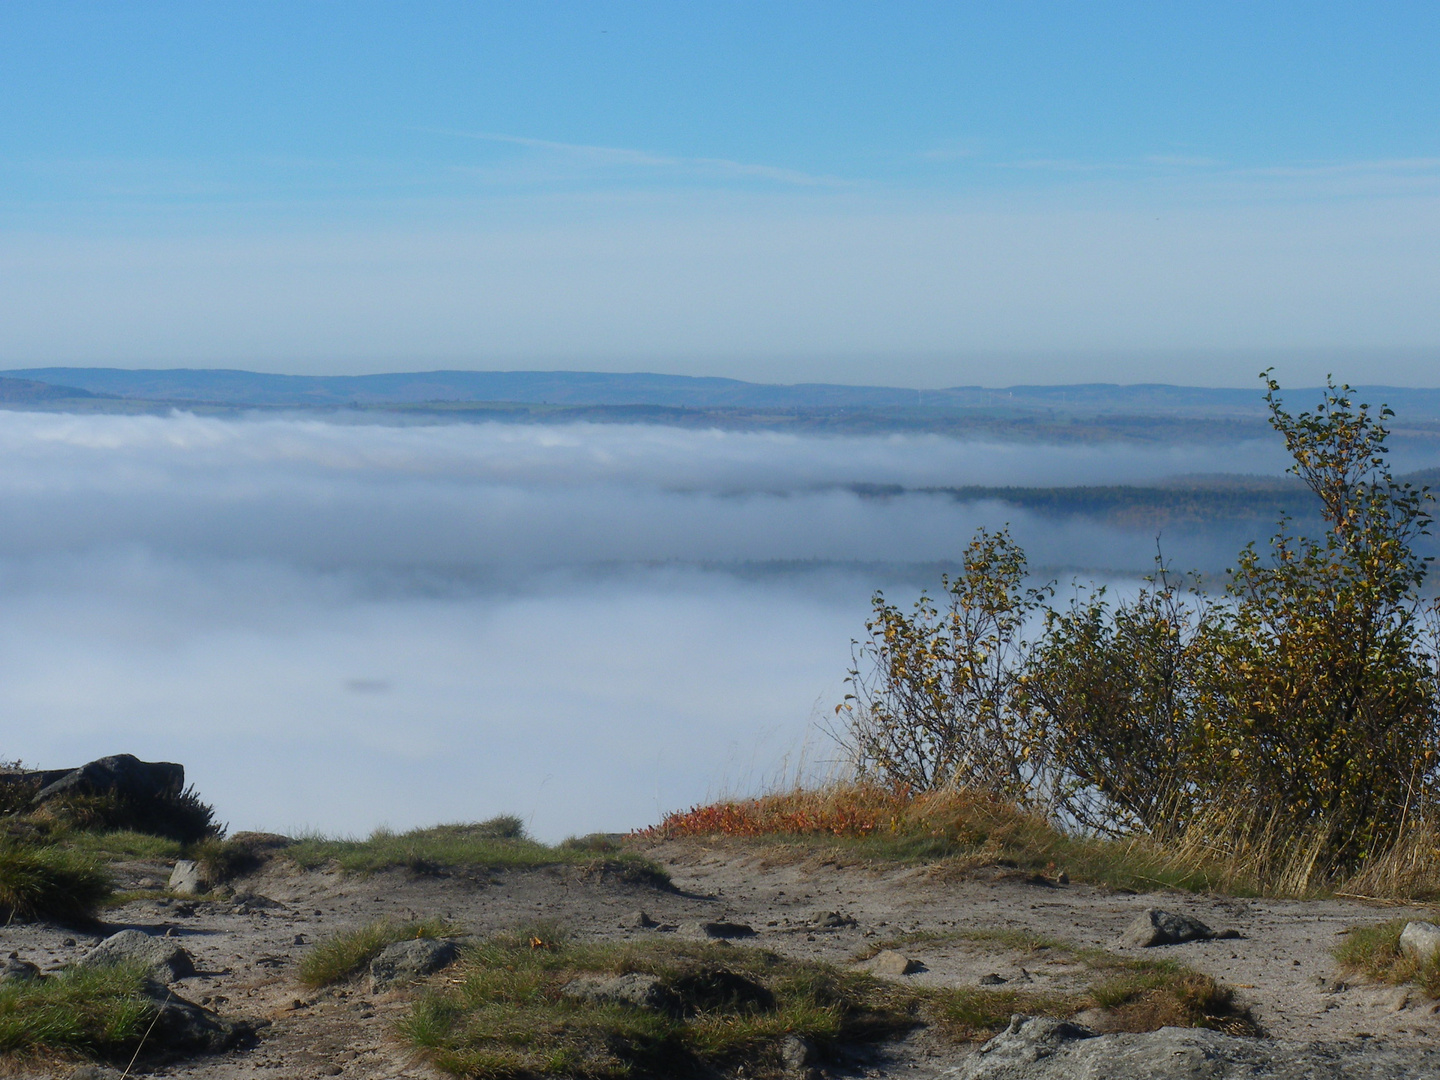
[{"x1": 122, "y1": 985, "x2": 172, "y2": 1079}]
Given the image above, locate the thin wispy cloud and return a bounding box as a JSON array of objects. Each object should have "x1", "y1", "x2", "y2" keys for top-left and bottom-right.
[{"x1": 426, "y1": 127, "x2": 849, "y2": 187}]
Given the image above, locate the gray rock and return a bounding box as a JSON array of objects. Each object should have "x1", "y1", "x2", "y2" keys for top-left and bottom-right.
[
  {"x1": 864, "y1": 949, "x2": 923, "y2": 976},
  {"x1": 67, "y1": 1067, "x2": 125, "y2": 1080},
  {"x1": 621, "y1": 910, "x2": 658, "y2": 929},
  {"x1": 77, "y1": 929, "x2": 195, "y2": 983},
  {"x1": 978, "y1": 973, "x2": 1008, "y2": 986},
  {"x1": 808, "y1": 910, "x2": 858, "y2": 930},
  {"x1": 779, "y1": 1032, "x2": 817, "y2": 1071},
  {"x1": 562, "y1": 972, "x2": 678, "y2": 1012},
  {"x1": 0, "y1": 957, "x2": 41, "y2": 983},
  {"x1": 168, "y1": 858, "x2": 208, "y2": 896},
  {"x1": 28, "y1": 754, "x2": 184, "y2": 805},
  {"x1": 688, "y1": 920, "x2": 756, "y2": 939},
  {"x1": 368, "y1": 937, "x2": 460, "y2": 992},
  {"x1": 1400, "y1": 920, "x2": 1440, "y2": 963},
  {"x1": 1119, "y1": 908, "x2": 1215, "y2": 947},
  {"x1": 142, "y1": 980, "x2": 251, "y2": 1054},
  {"x1": 942, "y1": 1015, "x2": 1440, "y2": 1079}
]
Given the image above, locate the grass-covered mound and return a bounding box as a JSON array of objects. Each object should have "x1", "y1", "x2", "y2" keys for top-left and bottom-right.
[
  {"x1": 399, "y1": 928, "x2": 915, "y2": 1079},
  {"x1": 397, "y1": 925, "x2": 1248, "y2": 1079},
  {"x1": 643, "y1": 783, "x2": 1259, "y2": 894},
  {"x1": 1334, "y1": 916, "x2": 1440, "y2": 997},
  {"x1": 0, "y1": 963, "x2": 155, "y2": 1059},
  {"x1": 285, "y1": 818, "x2": 670, "y2": 886},
  {"x1": 0, "y1": 840, "x2": 112, "y2": 924}
]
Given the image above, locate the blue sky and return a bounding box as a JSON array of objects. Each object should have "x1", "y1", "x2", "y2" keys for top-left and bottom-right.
[{"x1": 2, "y1": 2, "x2": 1439, "y2": 385}]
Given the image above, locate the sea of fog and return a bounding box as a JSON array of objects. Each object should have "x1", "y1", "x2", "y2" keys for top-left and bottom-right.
[{"x1": 0, "y1": 411, "x2": 1301, "y2": 839}]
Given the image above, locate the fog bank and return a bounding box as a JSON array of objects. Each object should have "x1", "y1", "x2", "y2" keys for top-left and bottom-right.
[{"x1": 0, "y1": 411, "x2": 1310, "y2": 837}]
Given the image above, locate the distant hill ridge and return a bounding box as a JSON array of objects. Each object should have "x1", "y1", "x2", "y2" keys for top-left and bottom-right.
[{"x1": 8, "y1": 367, "x2": 1440, "y2": 418}]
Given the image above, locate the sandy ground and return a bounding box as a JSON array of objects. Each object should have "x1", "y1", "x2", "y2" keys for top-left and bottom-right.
[{"x1": 1, "y1": 840, "x2": 1436, "y2": 1078}]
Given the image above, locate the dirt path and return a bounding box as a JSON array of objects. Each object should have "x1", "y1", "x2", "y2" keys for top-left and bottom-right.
[{"x1": 1, "y1": 842, "x2": 1435, "y2": 1078}]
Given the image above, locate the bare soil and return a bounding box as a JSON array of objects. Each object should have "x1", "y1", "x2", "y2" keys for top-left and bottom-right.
[{"x1": 2, "y1": 839, "x2": 1436, "y2": 1079}]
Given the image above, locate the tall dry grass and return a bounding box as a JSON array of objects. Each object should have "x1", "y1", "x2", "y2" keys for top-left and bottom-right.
[{"x1": 645, "y1": 782, "x2": 1440, "y2": 900}]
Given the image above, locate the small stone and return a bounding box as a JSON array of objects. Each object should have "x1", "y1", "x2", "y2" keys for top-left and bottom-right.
[
  {"x1": 1118, "y1": 908, "x2": 1214, "y2": 948},
  {"x1": 294, "y1": 934, "x2": 308, "y2": 945},
  {"x1": 864, "y1": 949, "x2": 923, "y2": 976},
  {"x1": 978, "y1": 973, "x2": 1008, "y2": 986},
  {"x1": 621, "y1": 910, "x2": 658, "y2": 929},
  {"x1": 168, "y1": 859, "x2": 208, "y2": 896},
  {"x1": 688, "y1": 921, "x2": 756, "y2": 939},
  {"x1": 779, "y1": 1033, "x2": 816, "y2": 1071},
  {"x1": 318, "y1": 1066, "x2": 343, "y2": 1076},
  {"x1": 1392, "y1": 989, "x2": 1411, "y2": 1012},
  {"x1": 0, "y1": 957, "x2": 41, "y2": 984},
  {"x1": 1400, "y1": 921, "x2": 1440, "y2": 964},
  {"x1": 62, "y1": 937, "x2": 76, "y2": 947},
  {"x1": 808, "y1": 910, "x2": 858, "y2": 930}
]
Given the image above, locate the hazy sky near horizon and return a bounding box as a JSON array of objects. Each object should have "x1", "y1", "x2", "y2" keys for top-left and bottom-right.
[{"x1": 3, "y1": 4, "x2": 1440, "y2": 386}]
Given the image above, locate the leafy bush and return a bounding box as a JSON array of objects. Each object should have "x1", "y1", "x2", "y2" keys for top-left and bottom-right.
[
  {"x1": 840, "y1": 528, "x2": 1052, "y2": 799},
  {"x1": 0, "y1": 841, "x2": 112, "y2": 923},
  {"x1": 839, "y1": 377, "x2": 1440, "y2": 884}
]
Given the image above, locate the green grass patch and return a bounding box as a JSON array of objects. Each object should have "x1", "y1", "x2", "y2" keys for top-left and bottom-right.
[
  {"x1": 57, "y1": 828, "x2": 185, "y2": 862},
  {"x1": 285, "y1": 819, "x2": 669, "y2": 886},
  {"x1": 1334, "y1": 917, "x2": 1440, "y2": 997},
  {"x1": 299, "y1": 918, "x2": 465, "y2": 989},
  {"x1": 399, "y1": 927, "x2": 916, "y2": 1080},
  {"x1": 0, "y1": 962, "x2": 155, "y2": 1058},
  {"x1": 0, "y1": 841, "x2": 112, "y2": 924},
  {"x1": 856, "y1": 928, "x2": 1250, "y2": 1040}
]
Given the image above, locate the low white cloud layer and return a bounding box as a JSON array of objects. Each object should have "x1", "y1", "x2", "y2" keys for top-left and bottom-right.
[{"x1": 0, "y1": 411, "x2": 1303, "y2": 837}]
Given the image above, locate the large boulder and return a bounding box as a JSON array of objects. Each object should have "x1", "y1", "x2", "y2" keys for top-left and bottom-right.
[
  {"x1": 0, "y1": 755, "x2": 184, "y2": 808},
  {"x1": 1400, "y1": 920, "x2": 1440, "y2": 964},
  {"x1": 369, "y1": 938, "x2": 460, "y2": 992},
  {"x1": 144, "y1": 981, "x2": 250, "y2": 1055},
  {"x1": 943, "y1": 1015, "x2": 1440, "y2": 1079},
  {"x1": 77, "y1": 929, "x2": 195, "y2": 983},
  {"x1": 31, "y1": 755, "x2": 184, "y2": 805}
]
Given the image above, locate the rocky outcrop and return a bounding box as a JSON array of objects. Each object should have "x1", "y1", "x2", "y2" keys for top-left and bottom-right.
[
  {"x1": 944, "y1": 1015, "x2": 1440, "y2": 1079},
  {"x1": 0, "y1": 754, "x2": 184, "y2": 807},
  {"x1": 1118, "y1": 908, "x2": 1236, "y2": 947},
  {"x1": 143, "y1": 980, "x2": 251, "y2": 1055},
  {"x1": 77, "y1": 928, "x2": 196, "y2": 983},
  {"x1": 369, "y1": 938, "x2": 460, "y2": 992},
  {"x1": 562, "y1": 972, "x2": 678, "y2": 1012}
]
